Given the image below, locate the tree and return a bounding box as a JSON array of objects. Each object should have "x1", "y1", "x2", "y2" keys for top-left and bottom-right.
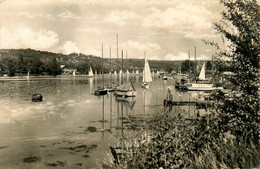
[
  {"x1": 45, "y1": 57, "x2": 62, "y2": 75},
  {"x1": 189, "y1": 0, "x2": 259, "y2": 167},
  {"x1": 31, "y1": 58, "x2": 44, "y2": 74},
  {"x1": 1, "y1": 57, "x2": 17, "y2": 76},
  {"x1": 76, "y1": 61, "x2": 90, "y2": 74},
  {"x1": 213, "y1": 0, "x2": 259, "y2": 143},
  {"x1": 206, "y1": 60, "x2": 212, "y2": 70},
  {"x1": 180, "y1": 60, "x2": 195, "y2": 73}
]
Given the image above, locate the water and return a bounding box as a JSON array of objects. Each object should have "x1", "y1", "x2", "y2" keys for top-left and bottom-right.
[{"x1": 0, "y1": 74, "x2": 201, "y2": 168}]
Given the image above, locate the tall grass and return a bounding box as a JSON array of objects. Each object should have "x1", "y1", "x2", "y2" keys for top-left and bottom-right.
[{"x1": 102, "y1": 108, "x2": 259, "y2": 168}]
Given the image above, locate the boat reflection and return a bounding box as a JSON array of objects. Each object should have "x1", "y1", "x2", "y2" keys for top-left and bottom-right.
[
  {"x1": 135, "y1": 75, "x2": 139, "y2": 83},
  {"x1": 89, "y1": 77, "x2": 93, "y2": 94},
  {"x1": 115, "y1": 96, "x2": 136, "y2": 110}
]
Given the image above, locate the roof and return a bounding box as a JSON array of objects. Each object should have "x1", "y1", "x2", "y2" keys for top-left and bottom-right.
[{"x1": 116, "y1": 83, "x2": 136, "y2": 91}]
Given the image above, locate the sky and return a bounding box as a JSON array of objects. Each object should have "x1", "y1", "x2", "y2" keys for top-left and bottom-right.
[{"x1": 0, "y1": 0, "x2": 223, "y2": 60}]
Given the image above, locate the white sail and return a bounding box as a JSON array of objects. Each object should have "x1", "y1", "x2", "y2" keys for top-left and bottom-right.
[
  {"x1": 198, "y1": 62, "x2": 206, "y2": 80},
  {"x1": 114, "y1": 70, "x2": 117, "y2": 75},
  {"x1": 119, "y1": 69, "x2": 123, "y2": 75},
  {"x1": 26, "y1": 71, "x2": 30, "y2": 79},
  {"x1": 126, "y1": 70, "x2": 130, "y2": 75},
  {"x1": 89, "y1": 67, "x2": 94, "y2": 77},
  {"x1": 95, "y1": 70, "x2": 97, "y2": 75},
  {"x1": 73, "y1": 70, "x2": 76, "y2": 76},
  {"x1": 143, "y1": 58, "x2": 152, "y2": 83},
  {"x1": 136, "y1": 70, "x2": 139, "y2": 74},
  {"x1": 156, "y1": 71, "x2": 160, "y2": 76}
]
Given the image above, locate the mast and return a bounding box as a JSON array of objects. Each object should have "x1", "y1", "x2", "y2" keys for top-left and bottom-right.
[
  {"x1": 117, "y1": 34, "x2": 119, "y2": 85},
  {"x1": 110, "y1": 46, "x2": 112, "y2": 86},
  {"x1": 194, "y1": 46, "x2": 196, "y2": 76},
  {"x1": 144, "y1": 51, "x2": 146, "y2": 82},
  {"x1": 121, "y1": 50, "x2": 123, "y2": 85},
  {"x1": 188, "y1": 50, "x2": 190, "y2": 77},
  {"x1": 126, "y1": 50, "x2": 128, "y2": 73},
  {"x1": 102, "y1": 43, "x2": 104, "y2": 88}
]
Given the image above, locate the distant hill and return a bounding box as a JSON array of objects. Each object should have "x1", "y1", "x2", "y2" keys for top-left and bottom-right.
[{"x1": 0, "y1": 48, "x2": 208, "y2": 75}]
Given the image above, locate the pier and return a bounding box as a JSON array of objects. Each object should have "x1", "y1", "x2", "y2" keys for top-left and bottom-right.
[{"x1": 163, "y1": 89, "x2": 214, "y2": 109}]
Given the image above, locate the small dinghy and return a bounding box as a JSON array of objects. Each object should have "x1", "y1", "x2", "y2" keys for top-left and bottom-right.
[{"x1": 32, "y1": 94, "x2": 43, "y2": 102}]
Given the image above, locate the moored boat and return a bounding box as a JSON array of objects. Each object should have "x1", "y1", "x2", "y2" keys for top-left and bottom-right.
[
  {"x1": 188, "y1": 62, "x2": 223, "y2": 91},
  {"x1": 94, "y1": 43, "x2": 108, "y2": 96},
  {"x1": 94, "y1": 88, "x2": 108, "y2": 95},
  {"x1": 135, "y1": 70, "x2": 139, "y2": 75},
  {"x1": 187, "y1": 83, "x2": 223, "y2": 91},
  {"x1": 88, "y1": 67, "x2": 94, "y2": 77},
  {"x1": 142, "y1": 52, "x2": 152, "y2": 89},
  {"x1": 162, "y1": 75, "x2": 168, "y2": 80},
  {"x1": 26, "y1": 71, "x2": 30, "y2": 79},
  {"x1": 115, "y1": 83, "x2": 137, "y2": 97}
]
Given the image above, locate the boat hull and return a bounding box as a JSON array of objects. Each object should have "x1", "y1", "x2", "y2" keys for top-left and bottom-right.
[
  {"x1": 187, "y1": 86, "x2": 224, "y2": 91},
  {"x1": 115, "y1": 91, "x2": 137, "y2": 97},
  {"x1": 162, "y1": 76, "x2": 168, "y2": 80},
  {"x1": 94, "y1": 89, "x2": 108, "y2": 95},
  {"x1": 106, "y1": 88, "x2": 115, "y2": 92},
  {"x1": 32, "y1": 94, "x2": 43, "y2": 102},
  {"x1": 142, "y1": 83, "x2": 150, "y2": 89}
]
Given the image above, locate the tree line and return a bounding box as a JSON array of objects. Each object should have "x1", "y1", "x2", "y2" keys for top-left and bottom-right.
[{"x1": 0, "y1": 56, "x2": 62, "y2": 76}]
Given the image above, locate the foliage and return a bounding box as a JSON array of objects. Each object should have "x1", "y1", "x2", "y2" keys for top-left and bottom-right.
[
  {"x1": 213, "y1": 0, "x2": 259, "y2": 143},
  {"x1": 206, "y1": 60, "x2": 212, "y2": 70},
  {"x1": 45, "y1": 57, "x2": 62, "y2": 75},
  {"x1": 28, "y1": 58, "x2": 45, "y2": 74},
  {"x1": 102, "y1": 109, "x2": 259, "y2": 168},
  {"x1": 0, "y1": 56, "x2": 17, "y2": 76},
  {"x1": 181, "y1": 60, "x2": 195, "y2": 74},
  {"x1": 0, "y1": 48, "x2": 186, "y2": 75}
]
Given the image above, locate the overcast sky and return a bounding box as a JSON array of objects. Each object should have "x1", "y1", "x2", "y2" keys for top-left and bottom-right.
[{"x1": 0, "y1": 0, "x2": 223, "y2": 60}]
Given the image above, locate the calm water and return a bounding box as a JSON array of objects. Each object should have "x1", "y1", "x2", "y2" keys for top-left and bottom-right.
[{"x1": 0, "y1": 74, "x2": 201, "y2": 169}]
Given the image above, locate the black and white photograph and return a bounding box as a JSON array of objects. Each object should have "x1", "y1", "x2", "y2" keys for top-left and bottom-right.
[{"x1": 0, "y1": 0, "x2": 259, "y2": 168}]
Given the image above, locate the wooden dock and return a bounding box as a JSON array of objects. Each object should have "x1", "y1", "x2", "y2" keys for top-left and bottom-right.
[
  {"x1": 163, "y1": 99, "x2": 212, "y2": 107},
  {"x1": 163, "y1": 89, "x2": 214, "y2": 109}
]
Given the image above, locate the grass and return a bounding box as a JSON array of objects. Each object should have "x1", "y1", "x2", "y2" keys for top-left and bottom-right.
[{"x1": 101, "y1": 108, "x2": 259, "y2": 169}]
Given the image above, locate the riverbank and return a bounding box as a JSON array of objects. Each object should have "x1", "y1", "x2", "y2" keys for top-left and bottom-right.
[{"x1": 102, "y1": 107, "x2": 259, "y2": 168}]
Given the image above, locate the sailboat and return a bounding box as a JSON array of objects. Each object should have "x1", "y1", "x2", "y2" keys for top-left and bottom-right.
[
  {"x1": 156, "y1": 71, "x2": 160, "y2": 77},
  {"x1": 88, "y1": 66, "x2": 94, "y2": 77},
  {"x1": 198, "y1": 62, "x2": 206, "y2": 81},
  {"x1": 126, "y1": 70, "x2": 130, "y2": 75},
  {"x1": 142, "y1": 52, "x2": 152, "y2": 88},
  {"x1": 72, "y1": 70, "x2": 76, "y2": 76},
  {"x1": 162, "y1": 73, "x2": 168, "y2": 80},
  {"x1": 187, "y1": 62, "x2": 223, "y2": 91},
  {"x1": 119, "y1": 69, "x2": 123, "y2": 75},
  {"x1": 26, "y1": 71, "x2": 30, "y2": 79},
  {"x1": 106, "y1": 46, "x2": 116, "y2": 92},
  {"x1": 115, "y1": 82, "x2": 137, "y2": 97},
  {"x1": 135, "y1": 70, "x2": 139, "y2": 75},
  {"x1": 114, "y1": 71, "x2": 117, "y2": 75},
  {"x1": 94, "y1": 43, "x2": 108, "y2": 96}
]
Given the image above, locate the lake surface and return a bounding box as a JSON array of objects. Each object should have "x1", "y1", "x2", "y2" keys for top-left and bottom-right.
[{"x1": 0, "y1": 74, "x2": 202, "y2": 168}]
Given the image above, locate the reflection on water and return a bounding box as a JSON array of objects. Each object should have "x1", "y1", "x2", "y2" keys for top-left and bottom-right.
[
  {"x1": 89, "y1": 77, "x2": 93, "y2": 94},
  {"x1": 0, "y1": 74, "x2": 205, "y2": 168}
]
